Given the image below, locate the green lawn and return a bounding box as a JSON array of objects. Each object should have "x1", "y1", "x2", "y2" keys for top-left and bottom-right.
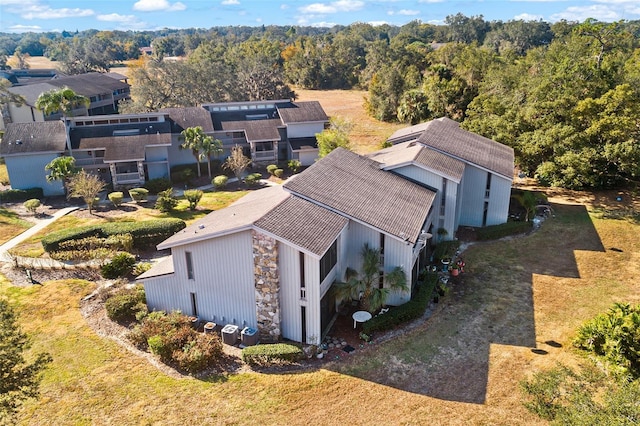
[
  {"x1": 3, "y1": 189, "x2": 639, "y2": 424},
  {"x1": 0, "y1": 207, "x2": 33, "y2": 245}
]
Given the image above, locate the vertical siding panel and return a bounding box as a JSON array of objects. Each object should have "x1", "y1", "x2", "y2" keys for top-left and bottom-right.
[
  {"x1": 459, "y1": 166, "x2": 487, "y2": 227},
  {"x1": 6, "y1": 154, "x2": 63, "y2": 196},
  {"x1": 305, "y1": 257, "x2": 321, "y2": 343},
  {"x1": 382, "y1": 237, "x2": 413, "y2": 306},
  {"x1": 487, "y1": 176, "x2": 512, "y2": 225},
  {"x1": 279, "y1": 243, "x2": 301, "y2": 342}
]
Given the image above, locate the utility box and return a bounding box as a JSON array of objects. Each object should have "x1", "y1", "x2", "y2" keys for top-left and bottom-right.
[
  {"x1": 221, "y1": 324, "x2": 239, "y2": 345},
  {"x1": 203, "y1": 322, "x2": 216, "y2": 334},
  {"x1": 241, "y1": 327, "x2": 259, "y2": 346}
]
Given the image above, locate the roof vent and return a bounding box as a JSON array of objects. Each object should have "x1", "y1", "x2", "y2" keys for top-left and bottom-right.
[
  {"x1": 15, "y1": 139, "x2": 22, "y2": 145},
  {"x1": 198, "y1": 224, "x2": 205, "y2": 229}
]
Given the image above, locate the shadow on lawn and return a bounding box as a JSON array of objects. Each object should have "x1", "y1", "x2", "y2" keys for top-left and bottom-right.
[{"x1": 329, "y1": 203, "x2": 604, "y2": 404}]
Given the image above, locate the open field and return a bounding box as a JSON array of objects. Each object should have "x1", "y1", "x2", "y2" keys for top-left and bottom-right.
[{"x1": 1, "y1": 186, "x2": 638, "y2": 425}]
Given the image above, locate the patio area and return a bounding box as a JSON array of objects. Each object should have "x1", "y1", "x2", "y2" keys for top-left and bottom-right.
[{"x1": 318, "y1": 304, "x2": 378, "y2": 360}]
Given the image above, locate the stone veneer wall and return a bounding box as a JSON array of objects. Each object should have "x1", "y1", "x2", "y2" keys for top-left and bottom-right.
[{"x1": 252, "y1": 230, "x2": 281, "y2": 342}]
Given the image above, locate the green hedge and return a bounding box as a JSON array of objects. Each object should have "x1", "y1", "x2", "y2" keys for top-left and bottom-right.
[
  {"x1": 242, "y1": 343, "x2": 304, "y2": 365},
  {"x1": 0, "y1": 187, "x2": 43, "y2": 202},
  {"x1": 41, "y1": 218, "x2": 186, "y2": 252},
  {"x1": 363, "y1": 272, "x2": 438, "y2": 335},
  {"x1": 475, "y1": 221, "x2": 533, "y2": 241}
]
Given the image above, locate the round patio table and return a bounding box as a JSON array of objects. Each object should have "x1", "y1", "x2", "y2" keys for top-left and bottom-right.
[{"x1": 352, "y1": 310, "x2": 372, "y2": 329}]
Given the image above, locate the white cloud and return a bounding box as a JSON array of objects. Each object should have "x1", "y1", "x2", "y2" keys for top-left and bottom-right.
[
  {"x1": 97, "y1": 13, "x2": 137, "y2": 23},
  {"x1": 280, "y1": 4, "x2": 289, "y2": 10},
  {"x1": 222, "y1": 0, "x2": 240, "y2": 4},
  {"x1": 21, "y1": 5, "x2": 95, "y2": 20},
  {"x1": 514, "y1": 13, "x2": 544, "y2": 20},
  {"x1": 6, "y1": 24, "x2": 42, "y2": 33},
  {"x1": 418, "y1": 0, "x2": 444, "y2": 3},
  {"x1": 133, "y1": 0, "x2": 186, "y2": 12},
  {"x1": 550, "y1": 5, "x2": 622, "y2": 22},
  {"x1": 388, "y1": 9, "x2": 420, "y2": 16},
  {"x1": 368, "y1": 20, "x2": 389, "y2": 26},
  {"x1": 299, "y1": 1, "x2": 364, "y2": 15}
]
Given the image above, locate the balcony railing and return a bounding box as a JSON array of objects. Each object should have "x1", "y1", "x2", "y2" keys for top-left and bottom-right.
[
  {"x1": 114, "y1": 172, "x2": 143, "y2": 184},
  {"x1": 75, "y1": 157, "x2": 105, "y2": 167},
  {"x1": 253, "y1": 150, "x2": 276, "y2": 161}
]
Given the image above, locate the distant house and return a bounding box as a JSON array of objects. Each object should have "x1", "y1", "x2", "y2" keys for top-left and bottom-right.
[
  {"x1": 138, "y1": 119, "x2": 514, "y2": 344},
  {"x1": 0, "y1": 72, "x2": 131, "y2": 130},
  {"x1": 0, "y1": 100, "x2": 329, "y2": 195}
]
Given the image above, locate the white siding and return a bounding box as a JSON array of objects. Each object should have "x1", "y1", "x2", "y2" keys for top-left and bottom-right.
[
  {"x1": 459, "y1": 165, "x2": 512, "y2": 227},
  {"x1": 298, "y1": 149, "x2": 318, "y2": 166},
  {"x1": 279, "y1": 243, "x2": 303, "y2": 342},
  {"x1": 382, "y1": 236, "x2": 413, "y2": 306},
  {"x1": 5, "y1": 153, "x2": 64, "y2": 196},
  {"x1": 143, "y1": 231, "x2": 257, "y2": 328},
  {"x1": 343, "y1": 221, "x2": 379, "y2": 274},
  {"x1": 286, "y1": 122, "x2": 325, "y2": 139},
  {"x1": 7, "y1": 104, "x2": 44, "y2": 124},
  {"x1": 486, "y1": 175, "x2": 511, "y2": 226},
  {"x1": 167, "y1": 135, "x2": 198, "y2": 167}
]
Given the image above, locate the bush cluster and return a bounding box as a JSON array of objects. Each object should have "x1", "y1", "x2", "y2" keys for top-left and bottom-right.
[
  {"x1": 155, "y1": 188, "x2": 178, "y2": 212},
  {"x1": 475, "y1": 221, "x2": 533, "y2": 241},
  {"x1": 50, "y1": 248, "x2": 114, "y2": 261},
  {"x1": 108, "y1": 192, "x2": 123, "y2": 207},
  {"x1": 128, "y1": 311, "x2": 223, "y2": 374},
  {"x1": 105, "y1": 285, "x2": 147, "y2": 323},
  {"x1": 183, "y1": 189, "x2": 203, "y2": 211},
  {"x1": 432, "y1": 240, "x2": 460, "y2": 262},
  {"x1": 128, "y1": 187, "x2": 149, "y2": 202},
  {"x1": 0, "y1": 187, "x2": 43, "y2": 202},
  {"x1": 144, "y1": 178, "x2": 172, "y2": 195},
  {"x1": 41, "y1": 219, "x2": 186, "y2": 252},
  {"x1": 212, "y1": 175, "x2": 228, "y2": 189},
  {"x1": 242, "y1": 343, "x2": 304, "y2": 365},
  {"x1": 273, "y1": 169, "x2": 284, "y2": 178},
  {"x1": 244, "y1": 173, "x2": 262, "y2": 186},
  {"x1": 101, "y1": 252, "x2": 137, "y2": 279},
  {"x1": 58, "y1": 233, "x2": 133, "y2": 252},
  {"x1": 362, "y1": 272, "x2": 438, "y2": 335},
  {"x1": 266, "y1": 164, "x2": 278, "y2": 175},
  {"x1": 23, "y1": 198, "x2": 41, "y2": 214},
  {"x1": 287, "y1": 159, "x2": 301, "y2": 173}
]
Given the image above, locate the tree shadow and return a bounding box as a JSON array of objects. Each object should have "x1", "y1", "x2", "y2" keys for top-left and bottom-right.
[{"x1": 327, "y1": 202, "x2": 604, "y2": 404}]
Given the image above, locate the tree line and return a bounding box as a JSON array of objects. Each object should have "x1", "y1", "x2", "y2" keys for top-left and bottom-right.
[{"x1": 1, "y1": 16, "x2": 640, "y2": 189}]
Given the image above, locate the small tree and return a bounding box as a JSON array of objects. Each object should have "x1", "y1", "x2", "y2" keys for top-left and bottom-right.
[
  {"x1": 23, "y1": 199, "x2": 41, "y2": 215},
  {"x1": 0, "y1": 300, "x2": 52, "y2": 424},
  {"x1": 316, "y1": 117, "x2": 352, "y2": 158},
  {"x1": 155, "y1": 188, "x2": 178, "y2": 212},
  {"x1": 66, "y1": 170, "x2": 105, "y2": 214},
  {"x1": 223, "y1": 145, "x2": 252, "y2": 180},
  {"x1": 287, "y1": 159, "x2": 301, "y2": 173},
  {"x1": 334, "y1": 243, "x2": 408, "y2": 313},
  {"x1": 183, "y1": 189, "x2": 203, "y2": 211},
  {"x1": 44, "y1": 156, "x2": 79, "y2": 192}
]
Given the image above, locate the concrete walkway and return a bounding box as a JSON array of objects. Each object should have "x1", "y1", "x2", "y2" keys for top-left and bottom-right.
[{"x1": 0, "y1": 206, "x2": 79, "y2": 268}]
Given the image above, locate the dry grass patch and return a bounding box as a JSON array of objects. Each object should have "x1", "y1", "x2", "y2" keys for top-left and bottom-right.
[
  {"x1": 296, "y1": 88, "x2": 404, "y2": 153},
  {"x1": 0, "y1": 207, "x2": 33, "y2": 245}
]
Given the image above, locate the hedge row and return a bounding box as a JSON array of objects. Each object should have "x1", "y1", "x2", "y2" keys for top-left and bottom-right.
[
  {"x1": 475, "y1": 221, "x2": 533, "y2": 241},
  {"x1": 363, "y1": 272, "x2": 438, "y2": 335},
  {"x1": 242, "y1": 343, "x2": 304, "y2": 365},
  {"x1": 41, "y1": 218, "x2": 186, "y2": 252},
  {"x1": 0, "y1": 187, "x2": 43, "y2": 202}
]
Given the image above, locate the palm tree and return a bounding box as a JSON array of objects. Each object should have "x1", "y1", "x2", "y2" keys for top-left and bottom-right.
[
  {"x1": 334, "y1": 243, "x2": 408, "y2": 313},
  {"x1": 179, "y1": 126, "x2": 212, "y2": 178},
  {"x1": 45, "y1": 156, "x2": 80, "y2": 195},
  {"x1": 35, "y1": 87, "x2": 89, "y2": 154},
  {"x1": 200, "y1": 136, "x2": 223, "y2": 178}
]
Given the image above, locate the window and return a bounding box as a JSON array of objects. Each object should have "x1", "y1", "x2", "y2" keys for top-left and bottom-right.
[
  {"x1": 485, "y1": 173, "x2": 492, "y2": 198},
  {"x1": 482, "y1": 201, "x2": 489, "y2": 227},
  {"x1": 190, "y1": 292, "x2": 198, "y2": 317},
  {"x1": 440, "y1": 178, "x2": 447, "y2": 216},
  {"x1": 185, "y1": 251, "x2": 194, "y2": 280},
  {"x1": 299, "y1": 252, "x2": 306, "y2": 299},
  {"x1": 319, "y1": 240, "x2": 337, "y2": 283}
]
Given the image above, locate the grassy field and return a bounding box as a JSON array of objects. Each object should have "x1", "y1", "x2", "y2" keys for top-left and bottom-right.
[{"x1": 1, "y1": 188, "x2": 638, "y2": 425}]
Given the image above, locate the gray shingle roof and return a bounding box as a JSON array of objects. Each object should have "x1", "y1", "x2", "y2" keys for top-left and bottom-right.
[
  {"x1": 157, "y1": 185, "x2": 291, "y2": 250},
  {"x1": 386, "y1": 121, "x2": 431, "y2": 144},
  {"x1": 277, "y1": 101, "x2": 328, "y2": 124},
  {"x1": 368, "y1": 141, "x2": 465, "y2": 183},
  {"x1": 415, "y1": 117, "x2": 514, "y2": 180},
  {"x1": 255, "y1": 196, "x2": 348, "y2": 257},
  {"x1": 284, "y1": 148, "x2": 436, "y2": 244},
  {"x1": 137, "y1": 255, "x2": 174, "y2": 280},
  {"x1": 1, "y1": 121, "x2": 67, "y2": 155},
  {"x1": 160, "y1": 107, "x2": 214, "y2": 133},
  {"x1": 78, "y1": 133, "x2": 171, "y2": 162},
  {"x1": 220, "y1": 119, "x2": 282, "y2": 142}
]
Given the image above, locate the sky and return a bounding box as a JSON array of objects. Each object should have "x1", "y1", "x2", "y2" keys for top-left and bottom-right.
[{"x1": 1, "y1": 0, "x2": 639, "y2": 33}]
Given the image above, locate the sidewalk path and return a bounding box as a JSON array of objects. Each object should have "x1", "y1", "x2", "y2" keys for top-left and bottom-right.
[{"x1": 0, "y1": 206, "x2": 78, "y2": 267}]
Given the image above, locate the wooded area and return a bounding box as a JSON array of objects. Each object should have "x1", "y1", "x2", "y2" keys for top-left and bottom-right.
[{"x1": 1, "y1": 16, "x2": 639, "y2": 190}]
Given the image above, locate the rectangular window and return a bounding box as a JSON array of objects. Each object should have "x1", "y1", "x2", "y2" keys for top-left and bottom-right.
[
  {"x1": 301, "y1": 306, "x2": 307, "y2": 343},
  {"x1": 299, "y1": 251, "x2": 306, "y2": 299},
  {"x1": 319, "y1": 240, "x2": 338, "y2": 283},
  {"x1": 482, "y1": 201, "x2": 489, "y2": 227},
  {"x1": 440, "y1": 178, "x2": 447, "y2": 216},
  {"x1": 485, "y1": 173, "x2": 492, "y2": 198},
  {"x1": 190, "y1": 292, "x2": 198, "y2": 317},
  {"x1": 185, "y1": 251, "x2": 194, "y2": 280}
]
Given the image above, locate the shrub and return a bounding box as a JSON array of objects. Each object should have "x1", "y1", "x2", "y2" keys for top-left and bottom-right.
[
  {"x1": 172, "y1": 168, "x2": 194, "y2": 185},
  {"x1": 432, "y1": 240, "x2": 460, "y2": 262},
  {"x1": 183, "y1": 189, "x2": 203, "y2": 211},
  {"x1": 50, "y1": 248, "x2": 114, "y2": 261},
  {"x1": 274, "y1": 168, "x2": 284, "y2": 178},
  {"x1": 132, "y1": 262, "x2": 153, "y2": 276},
  {"x1": 128, "y1": 187, "x2": 149, "y2": 203},
  {"x1": 288, "y1": 159, "x2": 301, "y2": 173},
  {"x1": 155, "y1": 188, "x2": 178, "y2": 212},
  {"x1": 101, "y1": 252, "x2": 137, "y2": 279},
  {"x1": 172, "y1": 333, "x2": 223, "y2": 373},
  {"x1": 108, "y1": 192, "x2": 123, "y2": 207},
  {"x1": 242, "y1": 343, "x2": 304, "y2": 365},
  {"x1": 475, "y1": 221, "x2": 533, "y2": 241},
  {"x1": 104, "y1": 285, "x2": 147, "y2": 323},
  {"x1": 244, "y1": 173, "x2": 262, "y2": 186},
  {"x1": 41, "y1": 219, "x2": 186, "y2": 252},
  {"x1": 0, "y1": 187, "x2": 43, "y2": 202},
  {"x1": 363, "y1": 272, "x2": 437, "y2": 335},
  {"x1": 212, "y1": 175, "x2": 228, "y2": 189},
  {"x1": 144, "y1": 178, "x2": 172, "y2": 195},
  {"x1": 57, "y1": 233, "x2": 133, "y2": 252},
  {"x1": 266, "y1": 164, "x2": 278, "y2": 175},
  {"x1": 23, "y1": 198, "x2": 41, "y2": 214}
]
